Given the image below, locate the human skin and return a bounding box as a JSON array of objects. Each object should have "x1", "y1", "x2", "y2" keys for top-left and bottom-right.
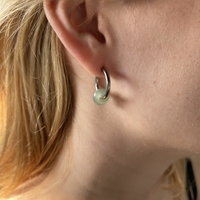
[{"x1": 16, "y1": 0, "x2": 200, "y2": 199}]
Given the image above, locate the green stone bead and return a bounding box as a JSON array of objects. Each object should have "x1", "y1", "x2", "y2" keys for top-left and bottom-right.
[{"x1": 93, "y1": 89, "x2": 110, "y2": 106}]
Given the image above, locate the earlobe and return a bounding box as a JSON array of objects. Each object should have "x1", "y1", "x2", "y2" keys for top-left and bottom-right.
[{"x1": 43, "y1": 0, "x2": 106, "y2": 76}]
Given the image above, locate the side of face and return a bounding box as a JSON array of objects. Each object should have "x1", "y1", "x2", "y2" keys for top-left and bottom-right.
[
  {"x1": 43, "y1": 0, "x2": 200, "y2": 154},
  {"x1": 99, "y1": 0, "x2": 200, "y2": 153}
]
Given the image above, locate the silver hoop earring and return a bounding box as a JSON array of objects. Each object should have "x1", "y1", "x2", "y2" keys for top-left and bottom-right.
[{"x1": 93, "y1": 68, "x2": 111, "y2": 106}]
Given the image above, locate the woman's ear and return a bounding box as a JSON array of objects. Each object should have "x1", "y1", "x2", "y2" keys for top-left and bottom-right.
[{"x1": 43, "y1": 0, "x2": 106, "y2": 76}]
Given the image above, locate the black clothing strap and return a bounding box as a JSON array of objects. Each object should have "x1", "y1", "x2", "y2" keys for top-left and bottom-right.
[{"x1": 186, "y1": 158, "x2": 198, "y2": 200}]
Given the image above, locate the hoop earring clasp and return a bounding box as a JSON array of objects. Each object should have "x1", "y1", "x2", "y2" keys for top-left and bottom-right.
[{"x1": 93, "y1": 68, "x2": 111, "y2": 106}]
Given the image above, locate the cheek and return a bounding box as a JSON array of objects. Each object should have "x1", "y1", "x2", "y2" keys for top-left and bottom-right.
[
  {"x1": 109, "y1": 0, "x2": 200, "y2": 71},
  {"x1": 137, "y1": 2, "x2": 200, "y2": 133},
  {"x1": 142, "y1": 75, "x2": 200, "y2": 154},
  {"x1": 142, "y1": 64, "x2": 200, "y2": 130},
  {"x1": 107, "y1": 1, "x2": 200, "y2": 141}
]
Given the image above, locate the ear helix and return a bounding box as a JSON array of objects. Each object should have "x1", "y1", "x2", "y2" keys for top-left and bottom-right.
[{"x1": 93, "y1": 68, "x2": 111, "y2": 106}]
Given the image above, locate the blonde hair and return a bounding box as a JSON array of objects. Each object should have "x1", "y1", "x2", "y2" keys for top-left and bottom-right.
[
  {"x1": 0, "y1": 0, "x2": 73, "y2": 198},
  {"x1": 0, "y1": 0, "x2": 186, "y2": 199},
  {"x1": 163, "y1": 158, "x2": 187, "y2": 199}
]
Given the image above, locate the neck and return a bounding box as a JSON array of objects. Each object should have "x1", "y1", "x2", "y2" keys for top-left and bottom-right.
[
  {"x1": 16, "y1": 106, "x2": 187, "y2": 200},
  {"x1": 15, "y1": 69, "x2": 189, "y2": 200},
  {"x1": 49, "y1": 103, "x2": 187, "y2": 200},
  {"x1": 38, "y1": 70, "x2": 189, "y2": 200}
]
